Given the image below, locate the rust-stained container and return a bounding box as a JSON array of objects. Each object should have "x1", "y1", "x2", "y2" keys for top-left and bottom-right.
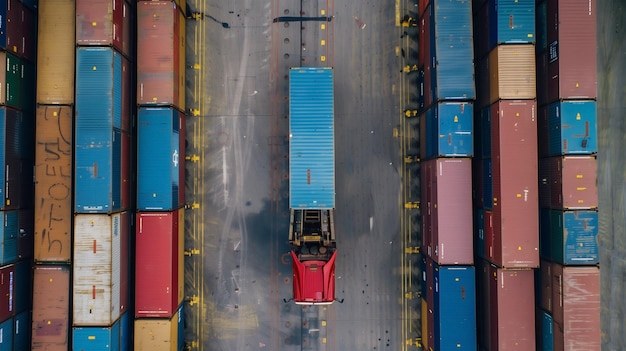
[
  {"x1": 34, "y1": 105, "x2": 73, "y2": 263},
  {"x1": 551, "y1": 264, "x2": 600, "y2": 350},
  {"x1": 491, "y1": 100, "x2": 539, "y2": 268},
  {"x1": 73, "y1": 212, "x2": 129, "y2": 326},
  {"x1": 428, "y1": 158, "x2": 473, "y2": 265},
  {"x1": 134, "y1": 305, "x2": 182, "y2": 351},
  {"x1": 488, "y1": 44, "x2": 536, "y2": 103},
  {"x1": 31, "y1": 265, "x2": 70, "y2": 351},
  {"x1": 488, "y1": 266, "x2": 536, "y2": 350},
  {"x1": 540, "y1": 259, "x2": 552, "y2": 313},
  {"x1": 76, "y1": 0, "x2": 123, "y2": 50},
  {"x1": 547, "y1": 0, "x2": 597, "y2": 100},
  {"x1": 135, "y1": 210, "x2": 184, "y2": 318},
  {"x1": 549, "y1": 156, "x2": 598, "y2": 209},
  {"x1": 0, "y1": 264, "x2": 14, "y2": 322},
  {"x1": 137, "y1": 1, "x2": 182, "y2": 109},
  {"x1": 37, "y1": 0, "x2": 75, "y2": 105}
]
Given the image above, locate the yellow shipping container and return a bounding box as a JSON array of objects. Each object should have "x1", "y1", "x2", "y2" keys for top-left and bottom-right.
[
  {"x1": 134, "y1": 308, "x2": 181, "y2": 351},
  {"x1": 489, "y1": 44, "x2": 536, "y2": 103}
]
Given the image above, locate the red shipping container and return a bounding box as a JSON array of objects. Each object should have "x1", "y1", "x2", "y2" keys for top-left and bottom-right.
[
  {"x1": 539, "y1": 157, "x2": 551, "y2": 208},
  {"x1": 137, "y1": 1, "x2": 182, "y2": 108},
  {"x1": 3, "y1": 0, "x2": 23, "y2": 55},
  {"x1": 418, "y1": 0, "x2": 430, "y2": 19},
  {"x1": 20, "y1": 4, "x2": 37, "y2": 62},
  {"x1": 488, "y1": 266, "x2": 536, "y2": 350},
  {"x1": 122, "y1": 0, "x2": 134, "y2": 57},
  {"x1": 32, "y1": 265, "x2": 70, "y2": 351},
  {"x1": 549, "y1": 156, "x2": 598, "y2": 209},
  {"x1": 76, "y1": 0, "x2": 123, "y2": 50},
  {"x1": 539, "y1": 259, "x2": 552, "y2": 313},
  {"x1": 547, "y1": 0, "x2": 597, "y2": 100},
  {"x1": 0, "y1": 265, "x2": 14, "y2": 322},
  {"x1": 491, "y1": 100, "x2": 539, "y2": 268},
  {"x1": 135, "y1": 210, "x2": 184, "y2": 318},
  {"x1": 551, "y1": 264, "x2": 600, "y2": 350},
  {"x1": 428, "y1": 158, "x2": 473, "y2": 265}
]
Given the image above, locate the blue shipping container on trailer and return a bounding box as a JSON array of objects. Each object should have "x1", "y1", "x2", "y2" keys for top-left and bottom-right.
[
  {"x1": 289, "y1": 67, "x2": 335, "y2": 209},
  {"x1": 137, "y1": 107, "x2": 182, "y2": 211},
  {"x1": 0, "y1": 210, "x2": 18, "y2": 265},
  {"x1": 13, "y1": 311, "x2": 31, "y2": 351},
  {"x1": 548, "y1": 100, "x2": 597, "y2": 156},
  {"x1": 0, "y1": 317, "x2": 13, "y2": 351},
  {"x1": 431, "y1": 0, "x2": 476, "y2": 102},
  {"x1": 550, "y1": 210, "x2": 599, "y2": 265},
  {"x1": 488, "y1": 0, "x2": 536, "y2": 49},
  {"x1": 75, "y1": 47, "x2": 123, "y2": 213},
  {"x1": 433, "y1": 265, "x2": 477, "y2": 351},
  {"x1": 72, "y1": 314, "x2": 123, "y2": 351}
]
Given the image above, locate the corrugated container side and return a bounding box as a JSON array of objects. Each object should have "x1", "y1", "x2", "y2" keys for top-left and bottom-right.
[
  {"x1": 76, "y1": 0, "x2": 124, "y2": 50},
  {"x1": 122, "y1": 1, "x2": 134, "y2": 58},
  {"x1": 548, "y1": 100, "x2": 597, "y2": 156},
  {"x1": 134, "y1": 307, "x2": 181, "y2": 351},
  {"x1": 17, "y1": 208, "x2": 33, "y2": 260},
  {"x1": 542, "y1": 311, "x2": 554, "y2": 351},
  {"x1": 491, "y1": 100, "x2": 539, "y2": 268},
  {"x1": 424, "y1": 106, "x2": 436, "y2": 160},
  {"x1": 432, "y1": 0, "x2": 475, "y2": 101},
  {"x1": 431, "y1": 158, "x2": 473, "y2": 265},
  {"x1": 547, "y1": 0, "x2": 597, "y2": 100},
  {"x1": 549, "y1": 156, "x2": 598, "y2": 209},
  {"x1": 488, "y1": 0, "x2": 535, "y2": 48},
  {"x1": 1, "y1": 211, "x2": 19, "y2": 265},
  {"x1": 13, "y1": 311, "x2": 31, "y2": 351},
  {"x1": 135, "y1": 211, "x2": 182, "y2": 318},
  {"x1": 137, "y1": 107, "x2": 181, "y2": 211},
  {"x1": 37, "y1": 0, "x2": 75, "y2": 104},
  {"x1": 479, "y1": 92, "x2": 491, "y2": 160},
  {"x1": 177, "y1": 210, "x2": 184, "y2": 306},
  {"x1": 0, "y1": 0, "x2": 22, "y2": 54},
  {"x1": 536, "y1": 0, "x2": 547, "y2": 53},
  {"x1": 75, "y1": 48, "x2": 123, "y2": 213},
  {"x1": 178, "y1": 111, "x2": 186, "y2": 206},
  {"x1": 0, "y1": 265, "x2": 14, "y2": 322},
  {"x1": 72, "y1": 317, "x2": 121, "y2": 351},
  {"x1": 473, "y1": 158, "x2": 484, "y2": 208},
  {"x1": 432, "y1": 102, "x2": 473, "y2": 157},
  {"x1": 538, "y1": 104, "x2": 549, "y2": 158},
  {"x1": 73, "y1": 212, "x2": 129, "y2": 325},
  {"x1": 488, "y1": 44, "x2": 536, "y2": 103},
  {"x1": 21, "y1": 5, "x2": 38, "y2": 63},
  {"x1": 120, "y1": 131, "x2": 131, "y2": 210},
  {"x1": 551, "y1": 265, "x2": 601, "y2": 350},
  {"x1": 13, "y1": 259, "x2": 31, "y2": 314},
  {"x1": 32, "y1": 265, "x2": 70, "y2": 351},
  {"x1": 423, "y1": 5, "x2": 432, "y2": 107},
  {"x1": 536, "y1": 49, "x2": 549, "y2": 107},
  {"x1": 483, "y1": 210, "x2": 494, "y2": 262},
  {"x1": 137, "y1": 1, "x2": 180, "y2": 107},
  {"x1": 433, "y1": 265, "x2": 477, "y2": 351},
  {"x1": 474, "y1": 207, "x2": 485, "y2": 259},
  {"x1": 539, "y1": 157, "x2": 551, "y2": 208},
  {"x1": 550, "y1": 210, "x2": 599, "y2": 265},
  {"x1": 0, "y1": 317, "x2": 13, "y2": 351},
  {"x1": 539, "y1": 207, "x2": 551, "y2": 259},
  {"x1": 178, "y1": 8, "x2": 186, "y2": 111},
  {"x1": 482, "y1": 158, "x2": 493, "y2": 209},
  {"x1": 539, "y1": 259, "x2": 552, "y2": 313},
  {"x1": 121, "y1": 56, "x2": 131, "y2": 133},
  {"x1": 119, "y1": 311, "x2": 131, "y2": 351},
  {"x1": 474, "y1": 1, "x2": 489, "y2": 61},
  {"x1": 34, "y1": 105, "x2": 73, "y2": 263}
]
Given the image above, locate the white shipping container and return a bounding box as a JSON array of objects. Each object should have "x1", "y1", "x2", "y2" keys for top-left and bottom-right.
[{"x1": 73, "y1": 212, "x2": 127, "y2": 325}]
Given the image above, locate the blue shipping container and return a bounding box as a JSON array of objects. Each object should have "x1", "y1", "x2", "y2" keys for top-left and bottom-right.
[
  {"x1": 13, "y1": 259, "x2": 31, "y2": 314},
  {"x1": 550, "y1": 210, "x2": 599, "y2": 265},
  {"x1": 137, "y1": 107, "x2": 181, "y2": 211},
  {"x1": 433, "y1": 265, "x2": 477, "y2": 351},
  {"x1": 0, "y1": 211, "x2": 18, "y2": 265},
  {"x1": 13, "y1": 311, "x2": 30, "y2": 351},
  {"x1": 542, "y1": 311, "x2": 553, "y2": 351},
  {"x1": 482, "y1": 159, "x2": 493, "y2": 209},
  {"x1": 432, "y1": 102, "x2": 473, "y2": 157},
  {"x1": 548, "y1": 100, "x2": 597, "y2": 156},
  {"x1": 119, "y1": 311, "x2": 130, "y2": 351},
  {"x1": 431, "y1": 0, "x2": 476, "y2": 101},
  {"x1": 0, "y1": 317, "x2": 12, "y2": 351},
  {"x1": 73, "y1": 316, "x2": 121, "y2": 351},
  {"x1": 488, "y1": 0, "x2": 535, "y2": 49},
  {"x1": 75, "y1": 47, "x2": 123, "y2": 213}
]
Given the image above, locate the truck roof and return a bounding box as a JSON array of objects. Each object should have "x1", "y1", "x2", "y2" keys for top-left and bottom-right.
[
  {"x1": 290, "y1": 251, "x2": 337, "y2": 304},
  {"x1": 289, "y1": 67, "x2": 335, "y2": 209}
]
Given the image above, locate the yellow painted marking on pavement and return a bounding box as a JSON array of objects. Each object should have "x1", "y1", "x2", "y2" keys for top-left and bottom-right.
[
  {"x1": 321, "y1": 23, "x2": 326, "y2": 30},
  {"x1": 320, "y1": 9, "x2": 325, "y2": 15},
  {"x1": 321, "y1": 39, "x2": 326, "y2": 46},
  {"x1": 321, "y1": 55, "x2": 326, "y2": 62},
  {"x1": 395, "y1": 0, "x2": 400, "y2": 26}
]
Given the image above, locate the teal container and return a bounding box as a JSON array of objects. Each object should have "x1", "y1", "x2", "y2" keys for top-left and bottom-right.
[
  {"x1": 13, "y1": 311, "x2": 31, "y2": 351},
  {"x1": 0, "y1": 211, "x2": 18, "y2": 265},
  {"x1": 0, "y1": 317, "x2": 13, "y2": 351}
]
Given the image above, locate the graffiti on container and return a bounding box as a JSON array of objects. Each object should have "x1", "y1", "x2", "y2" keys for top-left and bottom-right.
[{"x1": 35, "y1": 107, "x2": 72, "y2": 259}]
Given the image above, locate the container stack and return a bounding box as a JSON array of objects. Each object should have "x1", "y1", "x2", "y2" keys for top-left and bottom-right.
[
  {"x1": 71, "y1": 1, "x2": 135, "y2": 350},
  {"x1": 134, "y1": 1, "x2": 186, "y2": 349},
  {"x1": 472, "y1": 0, "x2": 539, "y2": 350},
  {"x1": 535, "y1": 1, "x2": 600, "y2": 350},
  {"x1": 417, "y1": 1, "x2": 477, "y2": 350}
]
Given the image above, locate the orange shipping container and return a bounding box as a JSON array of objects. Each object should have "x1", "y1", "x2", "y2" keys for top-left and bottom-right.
[
  {"x1": 32, "y1": 265, "x2": 71, "y2": 351},
  {"x1": 34, "y1": 106, "x2": 73, "y2": 262},
  {"x1": 489, "y1": 44, "x2": 536, "y2": 103},
  {"x1": 37, "y1": 0, "x2": 76, "y2": 104}
]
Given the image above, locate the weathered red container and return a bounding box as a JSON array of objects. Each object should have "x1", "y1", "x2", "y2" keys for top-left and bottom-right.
[
  {"x1": 76, "y1": 0, "x2": 124, "y2": 50},
  {"x1": 0, "y1": 264, "x2": 14, "y2": 322},
  {"x1": 490, "y1": 100, "x2": 539, "y2": 268},
  {"x1": 549, "y1": 156, "x2": 598, "y2": 209},
  {"x1": 32, "y1": 265, "x2": 70, "y2": 351},
  {"x1": 135, "y1": 210, "x2": 184, "y2": 318},
  {"x1": 428, "y1": 158, "x2": 473, "y2": 265},
  {"x1": 21, "y1": 3, "x2": 37, "y2": 62},
  {"x1": 547, "y1": 0, "x2": 597, "y2": 100},
  {"x1": 539, "y1": 259, "x2": 552, "y2": 313},
  {"x1": 137, "y1": 1, "x2": 182, "y2": 109},
  {"x1": 551, "y1": 264, "x2": 600, "y2": 350},
  {"x1": 34, "y1": 106, "x2": 73, "y2": 263},
  {"x1": 488, "y1": 266, "x2": 536, "y2": 350}
]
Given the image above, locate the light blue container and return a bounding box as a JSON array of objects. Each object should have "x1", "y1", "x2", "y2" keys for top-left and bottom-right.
[
  {"x1": 13, "y1": 311, "x2": 30, "y2": 351},
  {"x1": 137, "y1": 107, "x2": 181, "y2": 211},
  {"x1": 433, "y1": 101, "x2": 473, "y2": 157},
  {"x1": 550, "y1": 210, "x2": 599, "y2": 265},
  {"x1": 488, "y1": 0, "x2": 536, "y2": 49},
  {"x1": 548, "y1": 100, "x2": 597, "y2": 156},
  {"x1": 72, "y1": 317, "x2": 121, "y2": 351},
  {"x1": 0, "y1": 211, "x2": 18, "y2": 265}
]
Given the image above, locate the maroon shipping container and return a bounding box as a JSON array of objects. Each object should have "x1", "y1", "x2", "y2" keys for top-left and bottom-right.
[
  {"x1": 135, "y1": 210, "x2": 184, "y2": 318},
  {"x1": 3, "y1": 0, "x2": 22, "y2": 54},
  {"x1": 418, "y1": 0, "x2": 430, "y2": 19},
  {"x1": 491, "y1": 100, "x2": 539, "y2": 268},
  {"x1": 32, "y1": 265, "x2": 70, "y2": 351},
  {"x1": 488, "y1": 266, "x2": 536, "y2": 350},
  {"x1": 0, "y1": 264, "x2": 14, "y2": 322},
  {"x1": 540, "y1": 259, "x2": 552, "y2": 313},
  {"x1": 418, "y1": 16, "x2": 425, "y2": 67},
  {"x1": 549, "y1": 156, "x2": 598, "y2": 209},
  {"x1": 547, "y1": 0, "x2": 597, "y2": 100},
  {"x1": 428, "y1": 158, "x2": 473, "y2": 265},
  {"x1": 76, "y1": 0, "x2": 124, "y2": 50},
  {"x1": 21, "y1": 3, "x2": 37, "y2": 62},
  {"x1": 551, "y1": 264, "x2": 600, "y2": 350},
  {"x1": 137, "y1": 1, "x2": 181, "y2": 108},
  {"x1": 539, "y1": 158, "x2": 551, "y2": 208}
]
